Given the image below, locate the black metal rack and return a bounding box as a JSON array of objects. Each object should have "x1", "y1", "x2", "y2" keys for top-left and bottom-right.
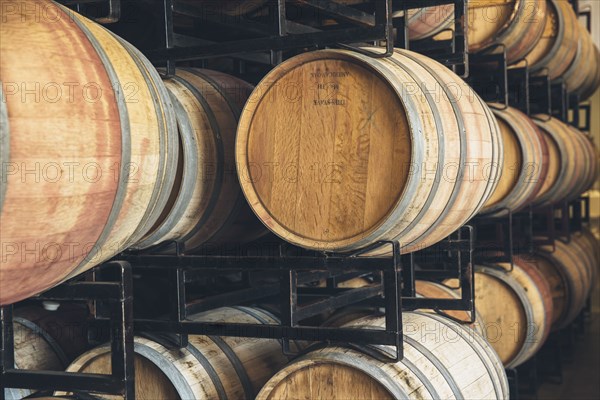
[
  {"x1": 5, "y1": 1, "x2": 596, "y2": 399},
  {"x1": 0, "y1": 261, "x2": 135, "y2": 399},
  {"x1": 123, "y1": 224, "x2": 474, "y2": 357},
  {"x1": 0, "y1": 227, "x2": 476, "y2": 398}
]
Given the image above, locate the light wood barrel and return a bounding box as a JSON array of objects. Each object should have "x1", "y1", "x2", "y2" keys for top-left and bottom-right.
[
  {"x1": 467, "y1": 0, "x2": 547, "y2": 64},
  {"x1": 4, "y1": 305, "x2": 91, "y2": 400},
  {"x1": 525, "y1": 0, "x2": 580, "y2": 80},
  {"x1": 63, "y1": 307, "x2": 292, "y2": 399},
  {"x1": 472, "y1": 260, "x2": 553, "y2": 368},
  {"x1": 0, "y1": 0, "x2": 178, "y2": 305},
  {"x1": 394, "y1": 5, "x2": 455, "y2": 41},
  {"x1": 258, "y1": 312, "x2": 508, "y2": 400},
  {"x1": 236, "y1": 48, "x2": 501, "y2": 255},
  {"x1": 563, "y1": 23, "x2": 600, "y2": 100},
  {"x1": 134, "y1": 68, "x2": 266, "y2": 252},
  {"x1": 567, "y1": 127, "x2": 598, "y2": 196},
  {"x1": 532, "y1": 240, "x2": 594, "y2": 330},
  {"x1": 577, "y1": 228, "x2": 600, "y2": 286},
  {"x1": 480, "y1": 106, "x2": 548, "y2": 217},
  {"x1": 532, "y1": 116, "x2": 593, "y2": 206}
]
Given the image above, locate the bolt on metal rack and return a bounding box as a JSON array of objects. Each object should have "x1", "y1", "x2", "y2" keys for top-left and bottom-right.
[{"x1": 0, "y1": 261, "x2": 135, "y2": 400}]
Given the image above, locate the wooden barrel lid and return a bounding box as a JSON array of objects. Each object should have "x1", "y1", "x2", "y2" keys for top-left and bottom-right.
[{"x1": 237, "y1": 51, "x2": 412, "y2": 251}]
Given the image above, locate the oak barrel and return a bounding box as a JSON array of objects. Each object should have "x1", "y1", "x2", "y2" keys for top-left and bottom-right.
[
  {"x1": 467, "y1": 0, "x2": 547, "y2": 64},
  {"x1": 236, "y1": 48, "x2": 502, "y2": 255},
  {"x1": 62, "y1": 307, "x2": 294, "y2": 399},
  {"x1": 0, "y1": 0, "x2": 178, "y2": 305},
  {"x1": 4, "y1": 304, "x2": 91, "y2": 400},
  {"x1": 471, "y1": 260, "x2": 553, "y2": 368},
  {"x1": 563, "y1": 22, "x2": 600, "y2": 100},
  {"x1": 532, "y1": 239, "x2": 594, "y2": 330},
  {"x1": 480, "y1": 106, "x2": 549, "y2": 217},
  {"x1": 134, "y1": 68, "x2": 266, "y2": 252},
  {"x1": 532, "y1": 116, "x2": 596, "y2": 207},
  {"x1": 525, "y1": 0, "x2": 580, "y2": 80},
  {"x1": 399, "y1": 5, "x2": 455, "y2": 40},
  {"x1": 258, "y1": 312, "x2": 509, "y2": 400}
]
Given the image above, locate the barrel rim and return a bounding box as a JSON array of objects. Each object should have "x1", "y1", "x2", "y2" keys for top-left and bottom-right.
[
  {"x1": 115, "y1": 37, "x2": 180, "y2": 246},
  {"x1": 132, "y1": 88, "x2": 199, "y2": 250},
  {"x1": 387, "y1": 48, "x2": 470, "y2": 252}
]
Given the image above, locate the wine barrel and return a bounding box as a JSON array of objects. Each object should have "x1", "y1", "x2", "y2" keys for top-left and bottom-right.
[
  {"x1": 532, "y1": 240, "x2": 593, "y2": 330},
  {"x1": 0, "y1": 0, "x2": 178, "y2": 305},
  {"x1": 471, "y1": 260, "x2": 553, "y2": 368},
  {"x1": 480, "y1": 106, "x2": 548, "y2": 217},
  {"x1": 563, "y1": 23, "x2": 600, "y2": 100},
  {"x1": 402, "y1": 5, "x2": 455, "y2": 40},
  {"x1": 577, "y1": 228, "x2": 600, "y2": 285},
  {"x1": 236, "y1": 48, "x2": 502, "y2": 255},
  {"x1": 532, "y1": 116, "x2": 594, "y2": 207},
  {"x1": 4, "y1": 304, "x2": 91, "y2": 400},
  {"x1": 525, "y1": 0, "x2": 580, "y2": 80},
  {"x1": 567, "y1": 126, "x2": 598, "y2": 196},
  {"x1": 134, "y1": 68, "x2": 266, "y2": 252},
  {"x1": 62, "y1": 307, "x2": 294, "y2": 399},
  {"x1": 414, "y1": 280, "x2": 485, "y2": 336},
  {"x1": 467, "y1": 0, "x2": 547, "y2": 64},
  {"x1": 258, "y1": 312, "x2": 509, "y2": 400}
]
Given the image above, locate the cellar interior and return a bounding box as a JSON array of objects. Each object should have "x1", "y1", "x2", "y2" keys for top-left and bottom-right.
[{"x1": 1, "y1": 0, "x2": 599, "y2": 399}]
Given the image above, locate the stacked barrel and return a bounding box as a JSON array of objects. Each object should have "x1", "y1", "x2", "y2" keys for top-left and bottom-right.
[{"x1": 1, "y1": 0, "x2": 599, "y2": 399}]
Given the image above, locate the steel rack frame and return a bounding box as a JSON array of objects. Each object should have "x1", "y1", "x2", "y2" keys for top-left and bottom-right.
[
  {"x1": 116, "y1": 225, "x2": 475, "y2": 362},
  {"x1": 0, "y1": 261, "x2": 135, "y2": 400},
  {"x1": 136, "y1": 0, "x2": 469, "y2": 75}
]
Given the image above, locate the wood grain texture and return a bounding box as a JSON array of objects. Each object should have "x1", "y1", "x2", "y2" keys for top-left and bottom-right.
[
  {"x1": 0, "y1": 0, "x2": 177, "y2": 304},
  {"x1": 258, "y1": 312, "x2": 508, "y2": 400},
  {"x1": 468, "y1": 0, "x2": 547, "y2": 64},
  {"x1": 483, "y1": 258, "x2": 554, "y2": 368},
  {"x1": 236, "y1": 48, "x2": 501, "y2": 254},
  {"x1": 526, "y1": 0, "x2": 580, "y2": 80},
  {"x1": 472, "y1": 267, "x2": 528, "y2": 366},
  {"x1": 62, "y1": 307, "x2": 292, "y2": 399}
]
